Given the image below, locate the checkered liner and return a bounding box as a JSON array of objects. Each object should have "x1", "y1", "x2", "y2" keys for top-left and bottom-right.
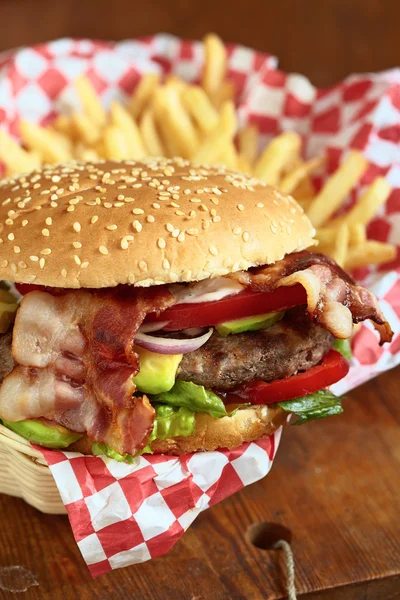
[{"x1": 0, "y1": 35, "x2": 399, "y2": 576}]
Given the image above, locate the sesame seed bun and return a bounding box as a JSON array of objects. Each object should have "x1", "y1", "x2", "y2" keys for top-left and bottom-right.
[
  {"x1": 0, "y1": 158, "x2": 315, "y2": 288},
  {"x1": 69, "y1": 404, "x2": 287, "y2": 456}
]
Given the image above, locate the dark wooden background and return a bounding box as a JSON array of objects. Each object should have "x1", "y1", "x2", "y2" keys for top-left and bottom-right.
[
  {"x1": 1, "y1": 0, "x2": 400, "y2": 86},
  {"x1": 1, "y1": 1, "x2": 400, "y2": 598}
]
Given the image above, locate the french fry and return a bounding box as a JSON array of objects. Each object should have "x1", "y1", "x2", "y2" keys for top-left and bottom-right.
[
  {"x1": 152, "y1": 86, "x2": 199, "y2": 158},
  {"x1": 19, "y1": 121, "x2": 72, "y2": 162},
  {"x1": 191, "y1": 101, "x2": 237, "y2": 164},
  {"x1": 52, "y1": 114, "x2": 75, "y2": 139},
  {"x1": 110, "y1": 102, "x2": 146, "y2": 159},
  {"x1": 254, "y1": 131, "x2": 301, "y2": 185},
  {"x1": 71, "y1": 113, "x2": 101, "y2": 146},
  {"x1": 349, "y1": 223, "x2": 367, "y2": 246},
  {"x1": 315, "y1": 226, "x2": 337, "y2": 246},
  {"x1": 73, "y1": 143, "x2": 99, "y2": 161},
  {"x1": 331, "y1": 223, "x2": 349, "y2": 268},
  {"x1": 181, "y1": 86, "x2": 219, "y2": 134},
  {"x1": 0, "y1": 129, "x2": 41, "y2": 175},
  {"x1": 152, "y1": 93, "x2": 182, "y2": 157},
  {"x1": 306, "y1": 151, "x2": 368, "y2": 227},
  {"x1": 165, "y1": 75, "x2": 187, "y2": 93},
  {"x1": 237, "y1": 154, "x2": 252, "y2": 174},
  {"x1": 103, "y1": 125, "x2": 130, "y2": 160},
  {"x1": 280, "y1": 155, "x2": 325, "y2": 195},
  {"x1": 129, "y1": 73, "x2": 160, "y2": 120},
  {"x1": 139, "y1": 109, "x2": 165, "y2": 157},
  {"x1": 75, "y1": 76, "x2": 106, "y2": 128},
  {"x1": 212, "y1": 80, "x2": 236, "y2": 109},
  {"x1": 345, "y1": 241, "x2": 396, "y2": 270},
  {"x1": 217, "y1": 141, "x2": 238, "y2": 170},
  {"x1": 328, "y1": 177, "x2": 391, "y2": 228},
  {"x1": 238, "y1": 125, "x2": 258, "y2": 166},
  {"x1": 202, "y1": 33, "x2": 227, "y2": 98}
]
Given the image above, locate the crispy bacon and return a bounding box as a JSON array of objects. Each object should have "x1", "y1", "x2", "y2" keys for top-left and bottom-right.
[
  {"x1": 0, "y1": 287, "x2": 173, "y2": 455},
  {"x1": 230, "y1": 251, "x2": 392, "y2": 344}
]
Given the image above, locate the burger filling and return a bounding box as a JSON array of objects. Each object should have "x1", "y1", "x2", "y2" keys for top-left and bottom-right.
[{"x1": 0, "y1": 250, "x2": 392, "y2": 458}]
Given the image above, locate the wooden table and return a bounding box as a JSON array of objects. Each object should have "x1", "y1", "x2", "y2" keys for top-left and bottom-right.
[
  {"x1": 1, "y1": 1, "x2": 400, "y2": 597},
  {"x1": 0, "y1": 367, "x2": 399, "y2": 599}
]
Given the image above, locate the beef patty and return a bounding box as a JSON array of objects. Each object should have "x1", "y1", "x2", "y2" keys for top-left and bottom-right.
[{"x1": 177, "y1": 308, "x2": 334, "y2": 391}]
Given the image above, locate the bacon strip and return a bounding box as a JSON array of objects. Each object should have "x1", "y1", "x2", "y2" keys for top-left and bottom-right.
[
  {"x1": 0, "y1": 287, "x2": 173, "y2": 454},
  {"x1": 230, "y1": 251, "x2": 392, "y2": 344}
]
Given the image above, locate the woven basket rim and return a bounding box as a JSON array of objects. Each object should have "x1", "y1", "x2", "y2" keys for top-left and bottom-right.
[{"x1": 0, "y1": 423, "x2": 47, "y2": 464}]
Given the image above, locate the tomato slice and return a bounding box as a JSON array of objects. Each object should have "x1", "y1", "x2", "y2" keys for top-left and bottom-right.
[
  {"x1": 228, "y1": 350, "x2": 349, "y2": 405},
  {"x1": 149, "y1": 284, "x2": 307, "y2": 331}
]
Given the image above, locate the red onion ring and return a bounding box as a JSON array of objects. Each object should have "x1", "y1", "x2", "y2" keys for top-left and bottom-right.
[
  {"x1": 137, "y1": 321, "x2": 169, "y2": 333},
  {"x1": 135, "y1": 327, "x2": 213, "y2": 354}
]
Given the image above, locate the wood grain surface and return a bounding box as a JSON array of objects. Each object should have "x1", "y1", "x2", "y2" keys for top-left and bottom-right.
[
  {"x1": 1, "y1": 0, "x2": 400, "y2": 86},
  {"x1": 0, "y1": 1, "x2": 400, "y2": 598},
  {"x1": 0, "y1": 367, "x2": 399, "y2": 599}
]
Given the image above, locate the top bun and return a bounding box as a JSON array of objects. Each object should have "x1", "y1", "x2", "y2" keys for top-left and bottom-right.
[{"x1": 0, "y1": 158, "x2": 315, "y2": 288}]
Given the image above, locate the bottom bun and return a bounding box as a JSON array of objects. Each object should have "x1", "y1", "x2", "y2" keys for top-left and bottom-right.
[{"x1": 70, "y1": 405, "x2": 286, "y2": 456}]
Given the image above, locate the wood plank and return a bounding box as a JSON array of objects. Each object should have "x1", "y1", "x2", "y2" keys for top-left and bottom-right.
[{"x1": 0, "y1": 367, "x2": 399, "y2": 599}]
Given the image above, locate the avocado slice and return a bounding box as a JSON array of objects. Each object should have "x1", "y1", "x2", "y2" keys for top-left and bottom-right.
[
  {"x1": 133, "y1": 346, "x2": 183, "y2": 395},
  {"x1": 2, "y1": 419, "x2": 83, "y2": 448},
  {"x1": 215, "y1": 311, "x2": 284, "y2": 336}
]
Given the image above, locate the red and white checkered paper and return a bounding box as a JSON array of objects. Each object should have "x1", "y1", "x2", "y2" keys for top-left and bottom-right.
[{"x1": 0, "y1": 35, "x2": 399, "y2": 576}]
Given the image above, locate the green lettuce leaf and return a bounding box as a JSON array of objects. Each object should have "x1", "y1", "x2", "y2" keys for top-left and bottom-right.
[
  {"x1": 278, "y1": 390, "x2": 344, "y2": 425},
  {"x1": 140, "y1": 404, "x2": 195, "y2": 454},
  {"x1": 152, "y1": 380, "x2": 228, "y2": 418},
  {"x1": 333, "y1": 338, "x2": 352, "y2": 360},
  {"x1": 92, "y1": 404, "x2": 196, "y2": 459}
]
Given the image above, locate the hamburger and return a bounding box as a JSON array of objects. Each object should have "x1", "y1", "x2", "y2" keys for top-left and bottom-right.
[{"x1": 0, "y1": 157, "x2": 392, "y2": 460}]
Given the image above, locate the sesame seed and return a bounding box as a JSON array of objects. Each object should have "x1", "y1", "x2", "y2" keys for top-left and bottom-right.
[
  {"x1": 42, "y1": 228, "x2": 50, "y2": 237},
  {"x1": 13, "y1": 246, "x2": 20, "y2": 254},
  {"x1": 52, "y1": 175, "x2": 61, "y2": 183},
  {"x1": 74, "y1": 255, "x2": 81, "y2": 265},
  {"x1": 1, "y1": 198, "x2": 10, "y2": 206},
  {"x1": 5, "y1": 219, "x2": 13, "y2": 226},
  {"x1": 139, "y1": 260, "x2": 147, "y2": 272},
  {"x1": 175, "y1": 210, "x2": 185, "y2": 216},
  {"x1": 29, "y1": 255, "x2": 39, "y2": 262},
  {"x1": 177, "y1": 231, "x2": 185, "y2": 242},
  {"x1": 171, "y1": 202, "x2": 180, "y2": 208},
  {"x1": 106, "y1": 224, "x2": 118, "y2": 231},
  {"x1": 132, "y1": 183, "x2": 142, "y2": 188},
  {"x1": 233, "y1": 227, "x2": 242, "y2": 235},
  {"x1": 90, "y1": 216, "x2": 98, "y2": 224},
  {"x1": 124, "y1": 197, "x2": 135, "y2": 203},
  {"x1": 242, "y1": 232, "x2": 250, "y2": 242},
  {"x1": 7, "y1": 233, "x2": 14, "y2": 241},
  {"x1": 184, "y1": 189, "x2": 191, "y2": 195},
  {"x1": 166, "y1": 223, "x2": 174, "y2": 233},
  {"x1": 114, "y1": 202, "x2": 124, "y2": 207},
  {"x1": 210, "y1": 198, "x2": 219, "y2": 205},
  {"x1": 270, "y1": 224, "x2": 278, "y2": 234},
  {"x1": 41, "y1": 248, "x2": 51, "y2": 255},
  {"x1": 256, "y1": 202, "x2": 264, "y2": 208},
  {"x1": 128, "y1": 273, "x2": 136, "y2": 284},
  {"x1": 157, "y1": 238, "x2": 166, "y2": 249},
  {"x1": 152, "y1": 203, "x2": 160, "y2": 209},
  {"x1": 81, "y1": 261, "x2": 89, "y2": 269},
  {"x1": 212, "y1": 215, "x2": 221, "y2": 223},
  {"x1": 11, "y1": 263, "x2": 17, "y2": 274},
  {"x1": 73, "y1": 222, "x2": 81, "y2": 232},
  {"x1": 187, "y1": 228, "x2": 199, "y2": 235},
  {"x1": 99, "y1": 246, "x2": 109, "y2": 255},
  {"x1": 39, "y1": 258, "x2": 45, "y2": 269},
  {"x1": 46, "y1": 218, "x2": 53, "y2": 227},
  {"x1": 104, "y1": 202, "x2": 113, "y2": 209},
  {"x1": 132, "y1": 220, "x2": 142, "y2": 232},
  {"x1": 237, "y1": 204, "x2": 244, "y2": 211},
  {"x1": 209, "y1": 245, "x2": 218, "y2": 256},
  {"x1": 162, "y1": 258, "x2": 170, "y2": 270},
  {"x1": 132, "y1": 208, "x2": 144, "y2": 215},
  {"x1": 0, "y1": 260, "x2": 8, "y2": 268},
  {"x1": 51, "y1": 202, "x2": 58, "y2": 208},
  {"x1": 121, "y1": 236, "x2": 132, "y2": 250},
  {"x1": 172, "y1": 229, "x2": 180, "y2": 238},
  {"x1": 147, "y1": 215, "x2": 155, "y2": 223},
  {"x1": 61, "y1": 269, "x2": 67, "y2": 278}
]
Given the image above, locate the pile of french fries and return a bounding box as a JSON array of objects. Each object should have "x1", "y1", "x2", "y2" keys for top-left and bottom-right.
[{"x1": 0, "y1": 33, "x2": 395, "y2": 271}]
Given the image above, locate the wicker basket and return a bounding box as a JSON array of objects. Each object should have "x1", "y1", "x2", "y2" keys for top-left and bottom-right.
[{"x1": 0, "y1": 424, "x2": 66, "y2": 514}]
